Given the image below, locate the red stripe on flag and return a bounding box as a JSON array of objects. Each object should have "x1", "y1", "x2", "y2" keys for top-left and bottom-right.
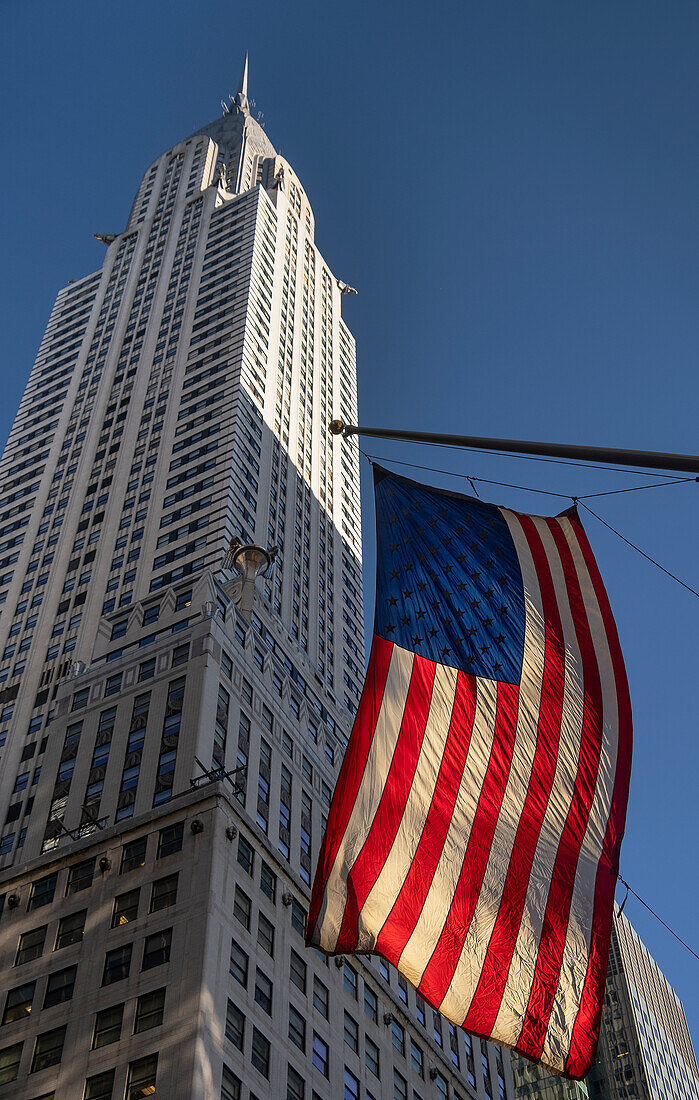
[
  {"x1": 334, "y1": 652, "x2": 437, "y2": 953},
  {"x1": 374, "y1": 671, "x2": 478, "y2": 965},
  {"x1": 307, "y1": 634, "x2": 395, "y2": 945},
  {"x1": 462, "y1": 514, "x2": 566, "y2": 1036},
  {"x1": 417, "y1": 680, "x2": 520, "y2": 1009},
  {"x1": 516, "y1": 517, "x2": 605, "y2": 1061},
  {"x1": 565, "y1": 515, "x2": 632, "y2": 1079}
]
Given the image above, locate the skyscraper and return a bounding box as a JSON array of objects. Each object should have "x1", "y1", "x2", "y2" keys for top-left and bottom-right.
[
  {"x1": 0, "y1": 62, "x2": 514, "y2": 1099},
  {"x1": 588, "y1": 909, "x2": 699, "y2": 1100}
]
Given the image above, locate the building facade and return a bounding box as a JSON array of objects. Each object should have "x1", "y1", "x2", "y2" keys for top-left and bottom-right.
[
  {"x1": 511, "y1": 1055, "x2": 590, "y2": 1100},
  {"x1": 0, "y1": 62, "x2": 514, "y2": 1100},
  {"x1": 587, "y1": 909, "x2": 699, "y2": 1100}
]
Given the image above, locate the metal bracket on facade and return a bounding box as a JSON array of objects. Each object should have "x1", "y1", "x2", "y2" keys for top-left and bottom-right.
[{"x1": 191, "y1": 757, "x2": 247, "y2": 800}]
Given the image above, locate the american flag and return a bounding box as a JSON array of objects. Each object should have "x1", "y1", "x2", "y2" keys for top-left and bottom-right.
[{"x1": 307, "y1": 466, "x2": 632, "y2": 1079}]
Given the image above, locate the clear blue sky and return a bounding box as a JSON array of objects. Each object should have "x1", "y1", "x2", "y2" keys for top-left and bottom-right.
[{"x1": 3, "y1": 0, "x2": 698, "y2": 1051}]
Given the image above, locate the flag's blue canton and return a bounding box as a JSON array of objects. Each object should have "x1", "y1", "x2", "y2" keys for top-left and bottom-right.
[{"x1": 374, "y1": 469, "x2": 526, "y2": 682}]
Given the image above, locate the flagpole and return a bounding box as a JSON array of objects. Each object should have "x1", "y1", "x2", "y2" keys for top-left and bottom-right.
[{"x1": 328, "y1": 420, "x2": 699, "y2": 475}]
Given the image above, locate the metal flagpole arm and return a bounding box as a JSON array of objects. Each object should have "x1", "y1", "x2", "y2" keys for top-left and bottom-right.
[{"x1": 328, "y1": 420, "x2": 699, "y2": 475}]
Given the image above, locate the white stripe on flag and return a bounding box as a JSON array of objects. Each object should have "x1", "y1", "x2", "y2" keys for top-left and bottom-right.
[
  {"x1": 488, "y1": 515, "x2": 588, "y2": 1046},
  {"x1": 355, "y1": 662, "x2": 459, "y2": 952},
  {"x1": 437, "y1": 510, "x2": 548, "y2": 1024},
  {"x1": 540, "y1": 517, "x2": 620, "y2": 1070},
  {"x1": 396, "y1": 675, "x2": 499, "y2": 990},
  {"x1": 315, "y1": 643, "x2": 415, "y2": 953}
]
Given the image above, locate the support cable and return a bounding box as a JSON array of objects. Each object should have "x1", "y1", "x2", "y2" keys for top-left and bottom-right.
[
  {"x1": 577, "y1": 500, "x2": 699, "y2": 600},
  {"x1": 618, "y1": 876, "x2": 699, "y2": 963}
]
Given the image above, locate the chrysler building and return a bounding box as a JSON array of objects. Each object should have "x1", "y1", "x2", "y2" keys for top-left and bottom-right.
[{"x1": 0, "y1": 59, "x2": 513, "y2": 1100}]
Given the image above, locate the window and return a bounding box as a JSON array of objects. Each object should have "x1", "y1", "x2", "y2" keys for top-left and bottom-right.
[
  {"x1": 392, "y1": 1020, "x2": 406, "y2": 1056},
  {"x1": 415, "y1": 995, "x2": 426, "y2": 1027},
  {"x1": 175, "y1": 588, "x2": 192, "y2": 611},
  {"x1": 344, "y1": 1067, "x2": 360, "y2": 1100},
  {"x1": 0, "y1": 1042, "x2": 22, "y2": 1084},
  {"x1": 287, "y1": 1064, "x2": 305, "y2": 1100},
  {"x1": 172, "y1": 642, "x2": 189, "y2": 667},
  {"x1": 102, "y1": 943, "x2": 132, "y2": 985},
  {"x1": 258, "y1": 912, "x2": 274, "y2": 957},
  {"x1": 2, "y1": 981, "x2": 35, "y2": 1023},
  {"x1": 230, "y1": 942, "x2": 248, "y2": 987},
  {"x1": 30, "y1": 1026, "x2": 65, "y2": 1073},
  {"x1": 225, "y1": 1000, "x2": 244, "y2": 1049},
  {"x1": 398, "y1": 975, "x2": 408, "y2": 1004},
  {"x1": 138, "y1": 658, "x2": 155, "y2": 681},
  {"x1": 290, "y1": 948, "x2": 306, "y2": 993},
  {"x1": 150, "y1": 873, "x2": 178, "y2": 913},
  {"x1": 233, "y1": 886, "x2": 251, "y2": 929},
  {"x1": 143, "y1": 603, "x2": 160, "y2": 625},
  {"x1": 126, "y1": 1054, "x2": 158, "y2": 1099},
  {"x1": 343, "y1": 961, "x2": 358, "y2": 999},
  {"x1": 111, "y1": 619, "x2": 128, "y2": 640},
  {"x1": 364, "y1": 984, "x2": 378, "y2": 1023},
  {"x1": 313, "y1": 976, "x2": 329, "y2": 1018},
  {"x1": 221, "y1": 1064, "x2": 241, "y2": 1100},
  {"x1": 260, "y1": 861, "x2": 276, "y2": 902},
  {"x1": 251, "y1": 1026, "x2": 270, "y2": 1078},
  {"x1": 55, "y1": 909, "x2": 86, "y2": 949},
  {"x1": 112, "y1": 889, "x2": 139, "y2": 927},
  {"x1": 104, "y1": 672, "x2": 122, "y2": 696},
  {"x1": 15, "y1": 925, "x2": 46, "y2": 965},
  {"x1": 393, "y1": 1068, "x2": 407, "y2": 1100},
  {"x1": 43, "y1": 966, "x2": 76, "y2": 1008},
  {"x1": 433, "y1": 1011, "x2": 443, "y2": 1047},
  {"x1": 92, "y1": 1003, "x2": 124, "y2": 1048},
  {"x1": 410, "y1": 1039, "x2": 424, "y2": 1078},
  {"x1": 344, "y1": 1011, "x2": 359, "y2": 1053},
  {"x1": 237, "y1": 834, "x2": 254, "y2": 875},
  {"x1": 142, "y1": 927, "x2": 172, "y2": 969},
  {"x1": 289, "y1": 1004, "x2": 306, "y2": 1050},
  {"x1": 66, "y1": 858, "x2": 94, "y2": 895},
  {"x1": 312, "y1": 1033, "x2": 329, "y2": 1077},
  {"x1": 158, "y1": 820, "x2": 183, "y2": 857},
  {"x1": 120, "y1": 836, "x2": 147, "y2": 873},
  {"x1": 366, "y1": 1035, "x2": 380, "y2": 1077},
  {"x1": 134, "y1": 987, "x2": 165, "y2": 1033},
  {"x1": 434, "y1": 1072, "x2": 448, "y2": 1100},
  {"x1": 84, "y1": 1069, "x2": 115, "y2": 1099},
  {"x1": 28, "y1": 871, "x2": 58, "y2": 910},
  {"x1": 254, "y1": 968, "x2": 272, "y2": 1015},
  {"x1": 72, "y1": 687, "x2": 89, "y2": 711},
  {"x1": 291, "y1": 899, "x2": 306, "y2": 937}
]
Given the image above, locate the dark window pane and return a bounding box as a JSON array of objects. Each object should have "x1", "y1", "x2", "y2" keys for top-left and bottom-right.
[
  {"x1": 133, "y1": 988, "x2": 165, "y2": 1034},
  {"x1": 150, "y1": 874, "x2": 177, "y2": 913},
  {"x1": 15, "y1": 925, "x2": 46, "y2": 966},
  {"x1": 84, "y1": 1068, "x2": 115, "y2": 1099},
  {"x1": 30, "y1": 1026, "x2": 66, "y2": 1073},
  {"x1": 225, "y1": 1000, "x2": 244, "y2": 1049},
  {"x1": 66, "y1": 858, "x2": 94, "y2": 895},
  {"x1": 120, "y1": 837, "x2": 147, "y2": 873},
  {"x1": 126, "y1": 1054, "x2": 158, "y2": 1100},
  {"x1": 0, "y1": 1042, "x2": 22, "y2": 1085},
  {"x1": 142, "y1": 927, "x2": 172, "y2": 970},
  {"x1": 157, "y1": 821, "x2": 183, "y2": 858},
  {"x1": 28, "y1": 872, "x2": 57, "y2": 910},
  {"x1": 2, "y1": 981, "x2": 35, "y2": 1024},
  {"x1": 43, "y1": 966, "x2": 76, "y2": 1008},
  {"x1": 102, "y1": 943, "x2": 132, "y2": 985},
  {"x1": 112, "y1": 889, "x2": 140, "y2": 927},
  {"x1": 92, "y1": 1003, "x2": 124, "y2": 1049},
  {"x1": 55, "y1": 909, "x2": 86, "y2": 950}
]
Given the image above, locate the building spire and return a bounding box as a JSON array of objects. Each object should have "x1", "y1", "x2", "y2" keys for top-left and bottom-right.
[{"x1": 238, "y1": 52, "x2": 249, "y2": 99}]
